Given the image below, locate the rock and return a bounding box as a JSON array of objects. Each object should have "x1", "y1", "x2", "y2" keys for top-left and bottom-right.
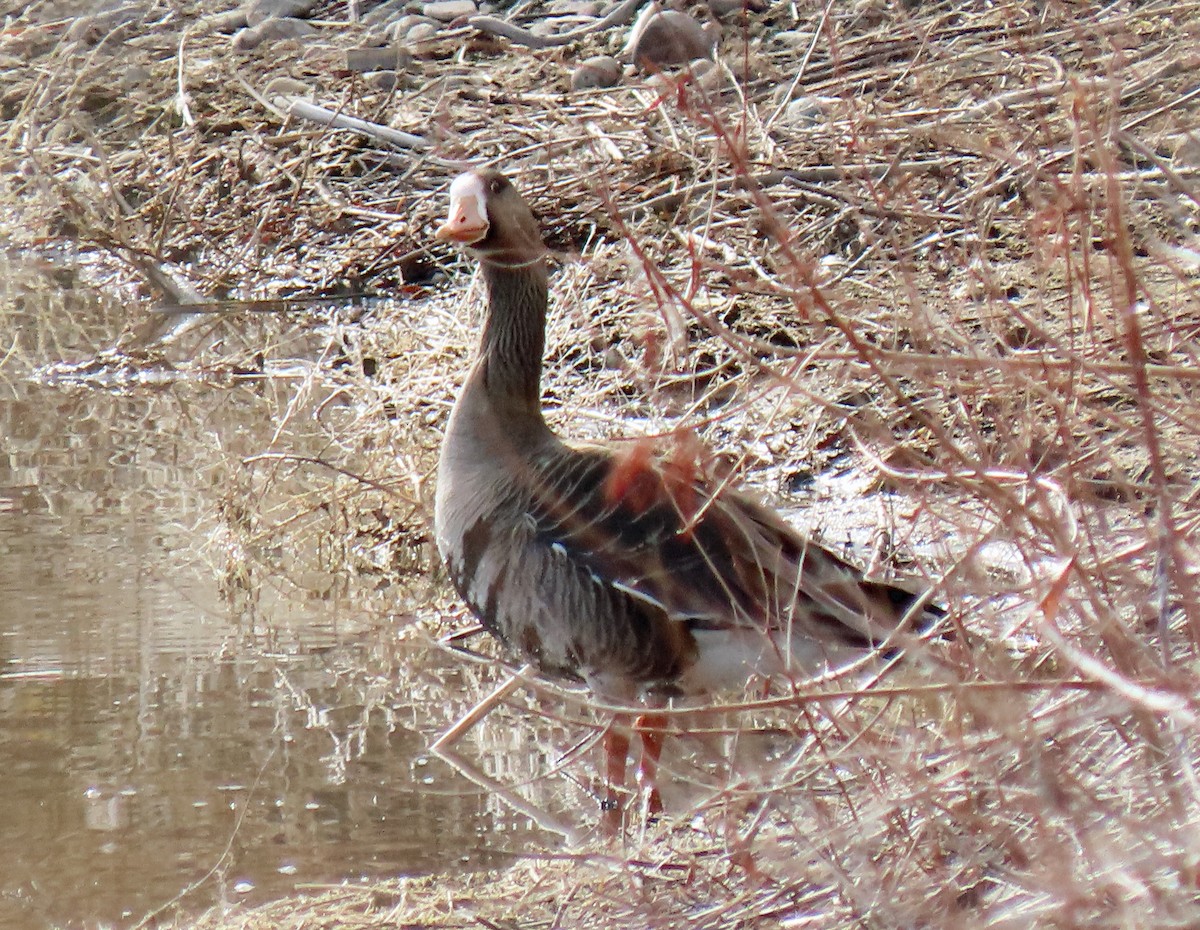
[
  {"x1": 547, "y1": 0, "x2": 602, "y2": 13},
  {"x1": 245, "y1": 0, "x2": 317, "y2": 26},
  {"x1": 687, "y1": 57, "x2": 726, "y2": 92},
  {"x1": 65, "y1": 5, "x2": 144, "y2": 45},
  {"x1": 232, "y1": 26, "x2": 264, "y2": 50},
  {"x1": 382, "y1": 14, "x2": 440, "y2": 40},
  {"x1": 773, "y1": 30, "x2": 814, "y2": 49},
  {"x1": 1174, "y1": 132, "x2": 1200, "y2": 169},
  {"x1": 625, "y1": 7, "x2": 715, "y2": 71},
  {"x1": 205, "y1": 9, "x2": 250, "y2": 33},
  {"x1": 255, "y1": 16, "x2": 318, "y2": 41},
  {"x1": 405, "y1": 21, "x2": 441, "y2": 41},
  {"x1": 263, "y1": 76, "x2": 312, "y2": 97},
  {"x1": 344, "y1": 45, "x2": 411, "y2": 72},
  {"x1": 422, "y1": 0, "x2": 476, "y2": 21},
  {"x1": 706, "y1": 0, "x2": 764, "y2": 16},
  {"x1": 645, "y1": 58, "x2": 724, "y2": 95},
  {"x1": 781, "y1": 95, "x2": 835, "y2": 127},
  {"x1": 119, "y1": 65, "x2": 153, "y2": 90},
  {"x1": 361, "y1": 0, "x2": 409, "y2": 25},
  {"x1": 530, "y1": 19, "x2": 565, "y2": 37},
  {"x1": 364, "y1": 70, "x2": 399, "y2": 91},
  {"x1": 571, "y1": 55, "x2": 622, "y2": 91}
]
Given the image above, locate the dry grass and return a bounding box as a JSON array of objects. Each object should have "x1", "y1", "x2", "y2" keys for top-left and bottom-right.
[{"x1": 5, "y1": 0, "x2": 1200, "y2": 926}]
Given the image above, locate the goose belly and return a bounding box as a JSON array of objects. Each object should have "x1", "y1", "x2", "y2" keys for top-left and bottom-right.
[{"x1": 436, "y1": 500, "x2": 691, "y2": 691}]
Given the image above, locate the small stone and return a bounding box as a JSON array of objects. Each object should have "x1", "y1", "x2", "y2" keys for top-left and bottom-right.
[
  {"x1": 782, "y1": 95, "x2": 835, "y2": 127},
  {"x1": 707, "y1": 0, "x2": 764, "y2": 15},
  {"x1": 245, "y1": 0, "x2": 317, "y2": 26},
  {"x1": 206, "y1": 9, "x2": 249, "y2": 33},
  {"x1": 263, "y1": 76, "x2": 312, "y2": 97},
  {"x1": 119, "y1": 65, "x2": 153, "y2": 89},
  {"x1": 548, "y1": 0, "x2": 601, "y2": 13},
  {"x1": 773, "y1": 30, "x2": 813, "y2": 49},
  {"x1": 344, "y1": 45, "x2": 410, "y2": 72},
  {"x1": 1174, "y1": 133, "x2": 1200, "y2": 169},
  {"x1": 571, "y1": 55, "x2": 621, "y2": 91},
  {"x1": 422, "y1": 0, "x2": 476, "y2": 21},
  {"x1": 232, "y1": 26, "x2": 264, "y2": 50},
  {"x1": 530, "y1": 19, "x2": 565, "y2": 37},
  {"x1": 626, "y1": 8, "x2": 715, "y2": 70},
  {"x1": 364, "y1": 70, "x2": 399, "y2": 91},
  {"x1": 254, "y1": 17, "x2": 318, "y2": 41},
  {"x1": 361, "y1": 0, "x2": 409, "y2": 25},
  {"x1": 382, "y1": 14, "x2": 439, "y2": 41},
  {"x1": 65, "y1": 6, "x2": 144, "y2": 45},
  {"x1": 688, "y1": 57, "x2": 727, "y2": 92},
  {"x1": 405, "y1": 21, "x2": 440, "y2": 41}
]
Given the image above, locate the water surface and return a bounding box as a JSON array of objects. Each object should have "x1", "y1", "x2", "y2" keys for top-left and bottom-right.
[{"x1": 0, "y1": 257, "x2": 539, "y2": 929}]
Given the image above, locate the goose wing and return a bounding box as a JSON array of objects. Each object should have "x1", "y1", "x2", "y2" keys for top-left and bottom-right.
[{"x1": 526, "y1": 443, "x2": 933, "y2": 651}]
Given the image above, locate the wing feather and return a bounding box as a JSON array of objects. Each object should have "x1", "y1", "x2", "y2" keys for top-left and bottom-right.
[{"x1": 525, "y1": 443, "x2": 936, "y2": 653}]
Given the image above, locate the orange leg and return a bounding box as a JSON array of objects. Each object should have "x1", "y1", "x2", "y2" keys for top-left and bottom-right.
[
  {"x1": 635, "y1": 712, "x2": 667, "y2": 818},
  {"x1": 601, "y1": 717, "x2": 631, "y2": 833}
]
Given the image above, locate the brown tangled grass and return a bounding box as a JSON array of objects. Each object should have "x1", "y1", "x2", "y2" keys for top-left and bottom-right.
[{"x1": 5, "y1": 0, "x2": 1200, "y2": 925}]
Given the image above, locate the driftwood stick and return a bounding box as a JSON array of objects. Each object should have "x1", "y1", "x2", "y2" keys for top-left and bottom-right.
[
  {"x1": 274, "y1": 94, "x2": 430, "y2": 151},
  {"x1": 467, "y1": 0, "x2": 645, "y2": 49},
  {"x1": 430, "y1": 664, "x2": 532, "y2": 752}
]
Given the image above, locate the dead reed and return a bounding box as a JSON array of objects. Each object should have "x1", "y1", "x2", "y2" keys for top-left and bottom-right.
[{"x1": 6, "y1": 0, "x2": 1200, "y2": 926}]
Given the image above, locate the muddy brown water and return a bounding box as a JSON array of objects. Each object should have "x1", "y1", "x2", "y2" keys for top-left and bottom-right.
[{"x1": 0, "y1": 257, "x2": 540, "y2": 930}]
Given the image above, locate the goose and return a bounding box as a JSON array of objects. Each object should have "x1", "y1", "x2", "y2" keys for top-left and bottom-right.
[{"x1": 432, "y1": 168, "x2": 942, "y2": 819}]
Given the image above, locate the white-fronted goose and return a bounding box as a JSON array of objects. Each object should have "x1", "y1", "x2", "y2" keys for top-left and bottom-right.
[{"x1": 433, "y1": 169, "x2": 942, "y2": 817}]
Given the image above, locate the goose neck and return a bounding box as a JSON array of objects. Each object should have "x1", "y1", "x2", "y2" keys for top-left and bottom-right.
[{"x1": 475, "y1": 257, "x2": 548, "y2": 412}]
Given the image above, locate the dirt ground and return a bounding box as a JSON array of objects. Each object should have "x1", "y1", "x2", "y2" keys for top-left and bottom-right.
[{"x1": 5, "y1": 0, "x2": 1200, "y2": 926}]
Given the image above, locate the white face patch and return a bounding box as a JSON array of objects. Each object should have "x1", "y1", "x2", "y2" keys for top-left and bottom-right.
[{"x1": 447, "y1": 172, "x2": 489, "y2": 231}]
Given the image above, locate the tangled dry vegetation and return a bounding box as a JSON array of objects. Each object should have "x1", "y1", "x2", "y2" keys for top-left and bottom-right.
[{"x1": 6, "y1": 0, "x2": 1200, "y2": 926}]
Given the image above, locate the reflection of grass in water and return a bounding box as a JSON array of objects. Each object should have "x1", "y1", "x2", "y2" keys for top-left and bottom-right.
[{"x1": 9, "y1": 0, "x2": 1200, "y2": 925}]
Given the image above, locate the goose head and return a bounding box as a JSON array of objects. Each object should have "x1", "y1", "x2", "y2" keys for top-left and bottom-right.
[{"x1": 435, "y1": 169, "x2": 546, "y2": 268}]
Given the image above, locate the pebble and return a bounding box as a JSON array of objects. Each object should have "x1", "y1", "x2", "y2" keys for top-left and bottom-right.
[
  {"x1": 781, "y1": 95, "x2": 835, "y2": 127},
  {"x1": 626, "y1": 8, "x2": 716, "y2": 70},
  {"x1": 1174, "y1": 133, "x2": 1200, "y2": 168},
  {"x1": 119, "y1": 65, "x2": 153, "y2": 90},
  {"x1": 529, "y1": 20, "x2": 558, "y2": 37},
  {"x1": 232, "y1": 26, "x2": 262, "y2": 50},
  {"x1": 547, "y1": 0, "x2": 602, "y2": 13},
  {"x1": 364, "y1": 70, "x2": 399, "y2": 91},
  {"x1": 361, "y1": 0, "x2": 409, "y2": 25},
  {"x1": 258, "y1": 15, "x2": 318, "y2": 39},
  {"x1": 344, "y1": 45, "x2": 411, "y2": 72},
  {"x1": 381, "y1": 14, "x2": 440, "y2": 41},
  {"x1": 773, "y1": 30, "x2": 815, "y2": 49},
  {"x1": 245, "y1": 0, "x2": 317, "y2": 26},
  {"x1": 422, "y1": 0, "x2": 476, "y2": 21},
  {"x1": 647, "y1": 61, "x2": 722, "y2": 95},
  {"x1": 232, "y1": 16, "x2": 317, "y2": 50},
  {"x1": 706, "y1": 0, "x2": 765, "y2": 15},
  {"x1": 531, "y1": 18, "x2": 578, "y2": 37},
  {"x1": 405, "y1": 21, "x2": 441, "y2": 42},
  {"x1": 263, "y1": 76, "x2": 312, "y2": 97},
  {"x1": 65, "y1": 6, "x2": 144, "y2": 45},
  {"x1": 206, "y1": 9, "x2": 249, "y2": 33},
  {"x1": 687, "y1": 57, "x2": 726, "y2": 92},
  {"x1": 571, "y1": 55, "x2": 622, "y2": 90}
]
